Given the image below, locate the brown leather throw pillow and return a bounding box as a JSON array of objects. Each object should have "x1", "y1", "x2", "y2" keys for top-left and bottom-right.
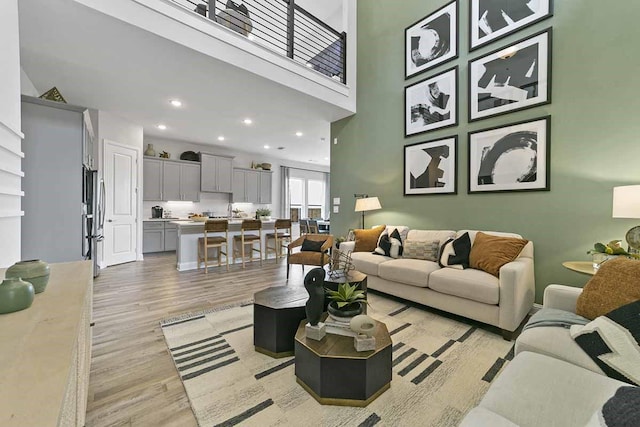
[
  {"x1": 576, "y1": 257, "x2": 640, "y2": 320},
  {"x1": 469, "y1": 232, "x2": 529, "y2": 277},
  {"x1": 353, "y1": 225, "x2": 386, "y2": 252}
]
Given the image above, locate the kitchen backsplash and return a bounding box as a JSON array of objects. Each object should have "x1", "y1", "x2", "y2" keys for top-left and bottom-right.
[{"x1": 143, "y1": 193, "x2": 272, "y2": 220}]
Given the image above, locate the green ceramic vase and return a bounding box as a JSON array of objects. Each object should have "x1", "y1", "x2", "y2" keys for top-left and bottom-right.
[
  {"x1": 0, "y1": 277, "x2": 35, "y2": 314},
  {"x1": 6, "y1": 259, "x2": 50, "y2": 294}
]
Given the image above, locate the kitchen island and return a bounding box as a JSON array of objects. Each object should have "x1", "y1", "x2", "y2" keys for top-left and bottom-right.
[{"x1": 172, "y1": 219, "x2": 278, "y2": 271}]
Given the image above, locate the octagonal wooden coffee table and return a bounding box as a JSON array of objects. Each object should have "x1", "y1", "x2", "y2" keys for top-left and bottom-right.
[{"x1": 294, "y1": 317, "x2": 392, "y2": 407}]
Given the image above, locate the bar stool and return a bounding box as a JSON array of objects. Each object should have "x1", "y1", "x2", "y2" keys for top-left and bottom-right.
[
  {"x1": 197, "y1": 220, "x2": 229, "y2": 273},
  {"x1": 264, "y1": 219, "x2": 292, "y2": 261},
  {"x1": 233, "y1": 219, "x2": 262, "y2": 268},
  {"x1": 300, "y1": 219, "x2": 310, "y2": 235}
]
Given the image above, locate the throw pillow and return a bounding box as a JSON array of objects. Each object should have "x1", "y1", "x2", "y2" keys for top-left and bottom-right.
[
  {"x1": 403, "y1": 240, "x2": 440, "y2": 261},
  {"x1": 576, "y1": 257, "x2": 640, "y2": 320},
  {"x1": 353, "y1": 225, "x2": 386, "y2": 252},
  {"x1": 570, "y1": 300, "x2": 640, "y2": 386},
  {"x1": 469, "y1": 232, "x2": 528, "y2": 277},
  {"x1": 585, "y1": 386, "x2": 640, "y2": 427},
  {"x1": 438, "y1": 233, "x2": 472, "y2": 269},
  {"x1": 301, "y1": 239, "x2": 325, "y2": 252},
  {"x1": 374, "y1": 228, "x2": 403, "y2": 258}
]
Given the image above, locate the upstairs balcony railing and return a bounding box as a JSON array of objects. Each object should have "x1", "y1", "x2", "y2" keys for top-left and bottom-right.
[{"x1": 171, "y1": 0, "x2": 347, "y2": 84}]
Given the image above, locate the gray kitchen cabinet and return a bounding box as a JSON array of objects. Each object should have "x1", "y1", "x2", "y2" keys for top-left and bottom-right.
[
  {"x1": 143, "y1": 221, "x2": 178, "y2": 252},
  {"x1": 259, "y1": 171, "x2": 272, "y2": 204},
  {"x1": 162, "y1": 162, "x2": 182, "y2": 201},
  {"x1": 164, "y1": 222, "x2": 178, "y2": 251},
  {"x1": 143, "y1": 158, "x2": 163, "y2": 200},
  {"x1": 245, "y1": 170, "x2": 259, "y2": 203},
  {"x1": 180, "y1": 163, "x2": 201, "y2": 201},
  {"x1": 232, "y1": 169, "x2": 245, "y2": 202},
  {"x1": 232, "y1": 168, "x2": 270, "y2": 203},
  {"x1": 200, "y1": 153, "x2": 233, "y2": 193},
  {"x1": 144, "y1": 158, "x2": 200, "y2": 201},
  {"x1": 143, "y1": 222, "x2": 165, "y2": 253}
]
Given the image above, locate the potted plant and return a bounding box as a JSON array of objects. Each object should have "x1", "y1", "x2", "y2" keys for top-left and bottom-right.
[
  {"x1": 325, "y1": 282, "x2": 366, "y2": 320},
  {"x1": 255, "y1": 208, "x2": 271, "y2": 220}
]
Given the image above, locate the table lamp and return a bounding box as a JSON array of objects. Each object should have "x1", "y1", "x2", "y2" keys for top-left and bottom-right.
[
  {"x1": 612, "y1": 185, "x2": 640, "y2": 252},
  {"x1": 354, "y1": 195, "x2": 382, "y2": 229}
]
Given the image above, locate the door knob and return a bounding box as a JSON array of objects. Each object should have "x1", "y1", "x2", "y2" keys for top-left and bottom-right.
[{"x1": 107, "y1": 219, "x2": 113, "y2": 222}]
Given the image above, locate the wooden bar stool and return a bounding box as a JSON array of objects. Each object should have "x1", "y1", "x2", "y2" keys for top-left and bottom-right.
[
  {"x1": 233, "y1": 219, "x2": 262, "y2": 268},
  {"x1": 300, "y1": 219, "x2": 310, "y2": 235},
  {"x1": 264, "y1": 219, "x2": 292, "y2": 262},
  {"x1": 197, "y1": 220, "x2": 229, "y2": 273}
]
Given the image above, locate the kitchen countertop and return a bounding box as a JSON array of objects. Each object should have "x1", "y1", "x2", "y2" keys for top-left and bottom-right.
[
  {"x1": 171, "y1": 219, "x2": 276, "y2": 227},
  {"x1": 144, "y1": 218, "x2": 183, "y2": 222}
]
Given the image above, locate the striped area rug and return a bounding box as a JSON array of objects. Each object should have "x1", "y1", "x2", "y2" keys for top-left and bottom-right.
[{"x1": 160, "y1": 293, "x2": 514, "y2": 427}]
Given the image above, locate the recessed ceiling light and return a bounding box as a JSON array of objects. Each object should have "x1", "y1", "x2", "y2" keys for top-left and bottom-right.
[
  {"x1": 157, "y1": 124, "x2": 167, "y2": 130},
  {"x1": 217, "y1": 136, "x2": 225, "y2": 141},
  {"x1": 170, "y1": 99, "x2": 182, "y2": 107},
  {"x1": 295, "y1": 131, "x2": 303, "y2": 137},
  {"x1": 306, "y1": 63, "x2": 313, "y2": 68},
  {"x1": 324, "y1": 157, "x2": 329, "y2": 160},
  {"x1": 248, "y1": 34, "x2": 255, "y2": 41},
  {"x1": 243, "y1": 118, "x2": 253, "y2": 125},
  {"x1": 264, "y1": 145, "x2": 270, "y2": 149}
]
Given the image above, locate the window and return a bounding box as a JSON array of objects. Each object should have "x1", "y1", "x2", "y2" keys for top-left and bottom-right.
[{"x1": 287, "y1": 174, "x2": 328, "y2": 221}]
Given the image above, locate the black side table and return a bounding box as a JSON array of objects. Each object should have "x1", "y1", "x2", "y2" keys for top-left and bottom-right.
[{"x1": 253, "y1": 285, "x2": 308, "y2": 358}]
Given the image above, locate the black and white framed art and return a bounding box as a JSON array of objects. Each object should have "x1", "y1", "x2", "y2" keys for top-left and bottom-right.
[
  {"x1": 469, "y1": 0, "x2": 553, "y2": 51},
  {"x1": 468, "y1": 115, "x2": 550, "y2": 194},
  {"x1": 468, "y1": 28, "x2": 551, "y2": 122},
  {"x1": 405, "y1": 0, "x2": 458, "y2": 79},
  {"x1": 405, "y1": 66, "x2": 458, "y2": 137},
  {"x1": 404, "y1": 136, "x2": 458, "y2": 196}
]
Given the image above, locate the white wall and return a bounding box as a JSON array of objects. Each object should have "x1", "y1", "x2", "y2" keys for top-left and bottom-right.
[
  {"x1": 98, "y1": 111, "x2": 144, "y2": 264},
  {"x1": 143, "y1": 136, "x2": 329, "y2": 219},
  {"x1": 20, "y1": 67, "x2": 38, "y2": 97},
  {"x1": 0, "y1": 0, "x2": 23, "y2": 267}
]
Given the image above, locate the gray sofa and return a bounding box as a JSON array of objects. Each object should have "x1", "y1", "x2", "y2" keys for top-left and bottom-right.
[{"x1": 339, "y1": 227, "x2": 535, "y2": 338}]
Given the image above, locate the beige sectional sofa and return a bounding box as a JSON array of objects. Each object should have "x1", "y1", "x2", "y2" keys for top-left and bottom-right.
[
  {"x1": 339, "y1": 227, "x2": 535, "y2": 338},
  {"x1": 460, "y1": 284, "x2": 636, "y2": 426}
]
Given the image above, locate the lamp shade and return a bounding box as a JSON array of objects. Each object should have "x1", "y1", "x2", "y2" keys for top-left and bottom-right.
[
  {"x1": 354, "y1": 196, "x2": 382, "y2": 212},
  {"x1": 612, "y1": 185, "x2": 640, "y2": 218}
]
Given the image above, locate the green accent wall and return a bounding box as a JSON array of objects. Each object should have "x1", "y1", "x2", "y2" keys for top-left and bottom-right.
[{"x1": 330, "y1": 0, "x2": 640, "y2": 303}]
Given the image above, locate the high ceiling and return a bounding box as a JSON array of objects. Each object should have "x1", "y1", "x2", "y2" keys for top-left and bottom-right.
[{"x1": 18, "y1": 0, "x2": 349, "y2": 166}]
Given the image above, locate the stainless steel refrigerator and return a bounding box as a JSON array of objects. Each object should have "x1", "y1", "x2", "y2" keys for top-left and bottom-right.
[{"x1": 21, "y1": 96, "x2": 102, "y2": 276}]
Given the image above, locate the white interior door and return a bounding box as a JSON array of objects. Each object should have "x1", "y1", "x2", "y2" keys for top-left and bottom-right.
[{"x1": 103, "y1": 140, "x2": 138, "y2": 266}]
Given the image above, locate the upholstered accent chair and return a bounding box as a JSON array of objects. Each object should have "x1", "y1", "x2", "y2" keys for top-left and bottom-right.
[{"x1": 286, "y1": 233, "x2": 333, "y2": 279}]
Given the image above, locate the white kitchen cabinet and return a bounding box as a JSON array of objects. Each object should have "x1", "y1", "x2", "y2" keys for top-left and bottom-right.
[
  {"x1": 143, "y1": 158, "x2": 200, "y2": 202},
  {"x1": 200, "y1": 153, "x2": 233, "y2": 193}
]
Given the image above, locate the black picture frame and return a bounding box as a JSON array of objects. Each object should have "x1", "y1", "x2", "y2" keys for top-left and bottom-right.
[
  {"x1": 404, "y1": 135, "x2": 458, "y2": 196},
  {"x1": 405, "y1": 66, "x2": 458, "y2": 137},
  {"x1": 469, "y1": 0, "x2": 554, "y2": 52},
  {"x1": 468, "y1": 115, "x2": 550, "y2": 194},
  {"x1": 468, "y1": 27, "x2": 552, "y2": 122},
  {"x1": 405, "y1": 0, "x2": 459, "y2": 80}
]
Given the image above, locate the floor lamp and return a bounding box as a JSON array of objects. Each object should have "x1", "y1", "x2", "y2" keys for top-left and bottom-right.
[{"x1": 354, "y1": 194, "x2": 382, "y2": 229}]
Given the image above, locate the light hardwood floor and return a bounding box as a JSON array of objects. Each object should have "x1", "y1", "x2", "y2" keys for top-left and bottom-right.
[{"x1": 86, "y1": 252, "x2": 306, "y2": 426}]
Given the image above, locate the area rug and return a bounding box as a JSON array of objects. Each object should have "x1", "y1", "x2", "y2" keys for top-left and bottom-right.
[{"x1": 160, "y1": 293, "x2": 514, "y2": 427}]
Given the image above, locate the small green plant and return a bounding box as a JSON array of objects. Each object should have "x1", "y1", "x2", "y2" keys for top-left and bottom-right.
[
  {"x1": 255, "y1": 208, "x2": 271, "y2": 217},
  {"x1": 324, "y1": 282, "x2": 367, "y2": 309}
]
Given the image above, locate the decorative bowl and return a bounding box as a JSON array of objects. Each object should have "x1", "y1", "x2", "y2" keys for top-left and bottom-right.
[{"x1": 6, "y1": 259, "x2": 50, "y2": 294}]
